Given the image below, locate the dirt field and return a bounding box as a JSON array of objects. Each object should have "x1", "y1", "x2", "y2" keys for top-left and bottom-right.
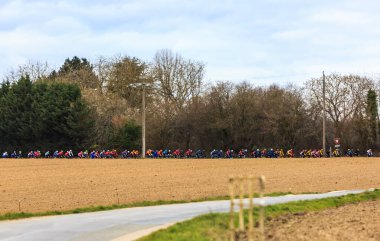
[
  {"x1": 266, "y1": 199, "x2": 380, "y2": 241},
  {"x1": 0, "y1": 158, "x2": 379, "y2": 214}
]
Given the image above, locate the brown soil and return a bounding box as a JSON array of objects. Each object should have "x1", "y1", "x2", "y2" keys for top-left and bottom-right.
[
  {"x1": 265, "y1": 199, "x2": 380, "y2": 241},
  {"x1": 0, "y1": 158, "x2": 379, "y2": 214}
]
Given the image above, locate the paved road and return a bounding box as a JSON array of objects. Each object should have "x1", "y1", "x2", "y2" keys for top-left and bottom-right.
[{"x1": 0, "y1": 189, "x2": 374, "y2": 241}]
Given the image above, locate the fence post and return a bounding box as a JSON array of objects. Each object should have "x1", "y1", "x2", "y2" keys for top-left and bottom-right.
[
  {"x1": 238, "y1": 177, "x2": 244, "y2": 232},
  {"x1": 229, "y1": 177, "x2": 235, "y2": 241},
  {"x1": 259, "y1": 176, "x2": 266, "y2": 241},
  {"x1": 229, "y1": 175, "x2": 266, "y2": 241},
  {"x1": 248, "y1": 176, "x2": 254, "y2": 241}
]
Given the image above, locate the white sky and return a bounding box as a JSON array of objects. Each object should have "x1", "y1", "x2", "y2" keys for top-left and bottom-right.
[{"x1": 0, "y1": 0, "x2": 380, "y2": 85}]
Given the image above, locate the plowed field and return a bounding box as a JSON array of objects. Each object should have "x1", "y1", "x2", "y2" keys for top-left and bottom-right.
[
  {"x1": 266, "y1": 199, "x2": 380, "y2": 241},
  {"x1": 0, "y1": 158, "x2": 379, "y2": 214}
]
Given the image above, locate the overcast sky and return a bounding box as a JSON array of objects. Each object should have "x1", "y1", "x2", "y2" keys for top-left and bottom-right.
[{"x1": 0, "y1": 0, "x2": 379, "y2": 85}]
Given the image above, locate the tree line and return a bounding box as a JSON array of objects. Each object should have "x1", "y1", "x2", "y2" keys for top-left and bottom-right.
[{"x1": 1, "y1": 49, "x2": 379, "y2": 152}]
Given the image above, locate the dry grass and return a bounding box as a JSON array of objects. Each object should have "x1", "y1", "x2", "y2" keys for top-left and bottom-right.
[{"x1": 0, "y1": 157, "x2": 379, "y2": 214}]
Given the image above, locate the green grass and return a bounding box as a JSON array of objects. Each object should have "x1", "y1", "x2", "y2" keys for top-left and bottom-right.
[
  {"x1": 0, "y1": 192, "x2": 294, "y2": 221},
  {"x1": 137, "y1": 189, "x2": 380, "y2": 241}
]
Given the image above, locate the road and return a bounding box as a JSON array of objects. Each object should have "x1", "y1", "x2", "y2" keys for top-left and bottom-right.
[{"x1": 0, "y1": 189, "x2": 373, "y2": 241}]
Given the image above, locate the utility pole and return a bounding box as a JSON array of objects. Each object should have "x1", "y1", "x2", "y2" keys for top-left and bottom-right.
[
  {"x1": 129, "y1": 82, "x2": 149, "y2": 158},
  {"x1": 141, "y1": 83, "x2": 146, "y2": 158},
  {"x1": 376, "y1": 91, "x2": 379, "y2": 149},
  {"x1": 322, "y1": 71, "x2": 326, "y2": 157}
]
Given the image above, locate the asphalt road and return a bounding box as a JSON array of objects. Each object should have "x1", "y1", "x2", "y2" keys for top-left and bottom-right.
[{"x1": 0, "y1": 189, "x2": 373, "y2": 241}]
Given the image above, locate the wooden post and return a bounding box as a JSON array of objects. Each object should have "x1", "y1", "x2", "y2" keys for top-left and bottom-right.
[
  {"x1": 18, "y1": 200, "x2": 21, "y2": 212},
  {"x1": 259, "y1": 176, "x2": 266, "y2": 241},
  {"x1": 229, "y1": 177, "x2": 235, "y2": 241},
  {"x1": 248, "y1": 176, "x2": 254, "y2": 241},
  {"x1": 239, "y1": 177, "x2": 244, "y2": 232}
]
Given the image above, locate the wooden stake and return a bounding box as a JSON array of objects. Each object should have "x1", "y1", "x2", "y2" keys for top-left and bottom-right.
[
  {"x1": 229, "y1": 177, "x2": 235, "y2": 241},
  {"x1": 259, "y1": 176, "x2": 266, "y2": 241},
  {"x1": 248, "y1": 176, "x2": 254, "y2": 241},
  {"x1": 239, "y1": 177, "x2": 244, "y2": 232}
]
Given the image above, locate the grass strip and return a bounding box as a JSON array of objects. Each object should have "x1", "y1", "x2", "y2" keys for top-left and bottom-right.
[
  {"x1": 137, "y1": 189, "x2": 380, "y2": 241},
  {"x1": 0, "y1": 192, "x2": 293, "y2": 221}
]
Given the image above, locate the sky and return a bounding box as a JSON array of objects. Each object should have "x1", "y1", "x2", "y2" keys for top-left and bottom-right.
[{"x1": 0, "y1": 0, "x2": 379, "y2": 86}]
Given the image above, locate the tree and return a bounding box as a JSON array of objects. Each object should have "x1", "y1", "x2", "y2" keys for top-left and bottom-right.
[
  {"x1": 0, "y1": 75, "x2": 94, "y2": 150},
  {"x1": 3, "y1": 61, "x2": 51, "y2": 83},
  {"x1": 107, "y1": 56, "x2": 150, "y2": 107},
  {"x1": 152, "y1": 49, "x2": 205, "y2": 111},
  {"x1": 93, "y1": 56, "x2": 113, "y2": 93},
  {"x1": 366, "y1": 89, "x2": 378, "y2": 148},
  {"x1": 58, "y1": 56, "x2": 92, "y2": 75},
  {"x1": 54, "y1": 56, "x2": 100, "y2": 89},
  {"x1": 7, "y1": 75, "x2": 34, "y2": 145},
  {"x1": 112, "y1": 121, "x2": 141, "y2": 149},
  {"x1": 146, "y1": 50, "x2": 205, "y2": 148},
  {"x1": 227, "y1": 82, "x2": 261, "y2": 149},
  {"x1": 306, "y1": 74, "x2": 373, "y2": 145},
  {"x1": 260, "y1": 85, "x2": 308, "y2": 148},
  {"x1": 201, "y1": 81, "x2": 234, "y2": 149}
]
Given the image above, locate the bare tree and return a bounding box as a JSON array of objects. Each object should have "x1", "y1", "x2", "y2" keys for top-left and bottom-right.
[
  {"x1": 81, "y1": 88, "x2": 138, "y2": 146},
  {"x1": 93, "y1": 56, "x2": 113, "y2": 93},
  {"x1": 3, "y1": 60, "x2": 51, "y2": 82},
  {"x1": 306, "y1": 73, "x2": 374, "y2": 139},
  {"x1": 261, "y1": 84, "x2": 308, "y2": 148},
  {"x1": 228, "y1": 82, "x2": 261, "y2": 148},
  {"x1": 152, "y1": 49, "x2": 205, "y2": 111}
]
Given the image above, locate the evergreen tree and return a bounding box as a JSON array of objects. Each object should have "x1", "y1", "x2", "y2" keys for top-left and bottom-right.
[
  {"x1": 7, "y1": 75, "x2": 34, "y2": 147},
  {"x1": 112, "y1": 121, "x2": 141, "y2": 149},
  {"x1": 0, "y1": 76, "x2": 94, "y2": 151},
  {"x1": 55, "y1": 56, "x2": 100, "y2": 89}
]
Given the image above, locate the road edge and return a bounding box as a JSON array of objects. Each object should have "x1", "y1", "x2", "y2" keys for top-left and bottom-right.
[{"x1": 110, "y1": 223, "x2": 176, "y2": 241}]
